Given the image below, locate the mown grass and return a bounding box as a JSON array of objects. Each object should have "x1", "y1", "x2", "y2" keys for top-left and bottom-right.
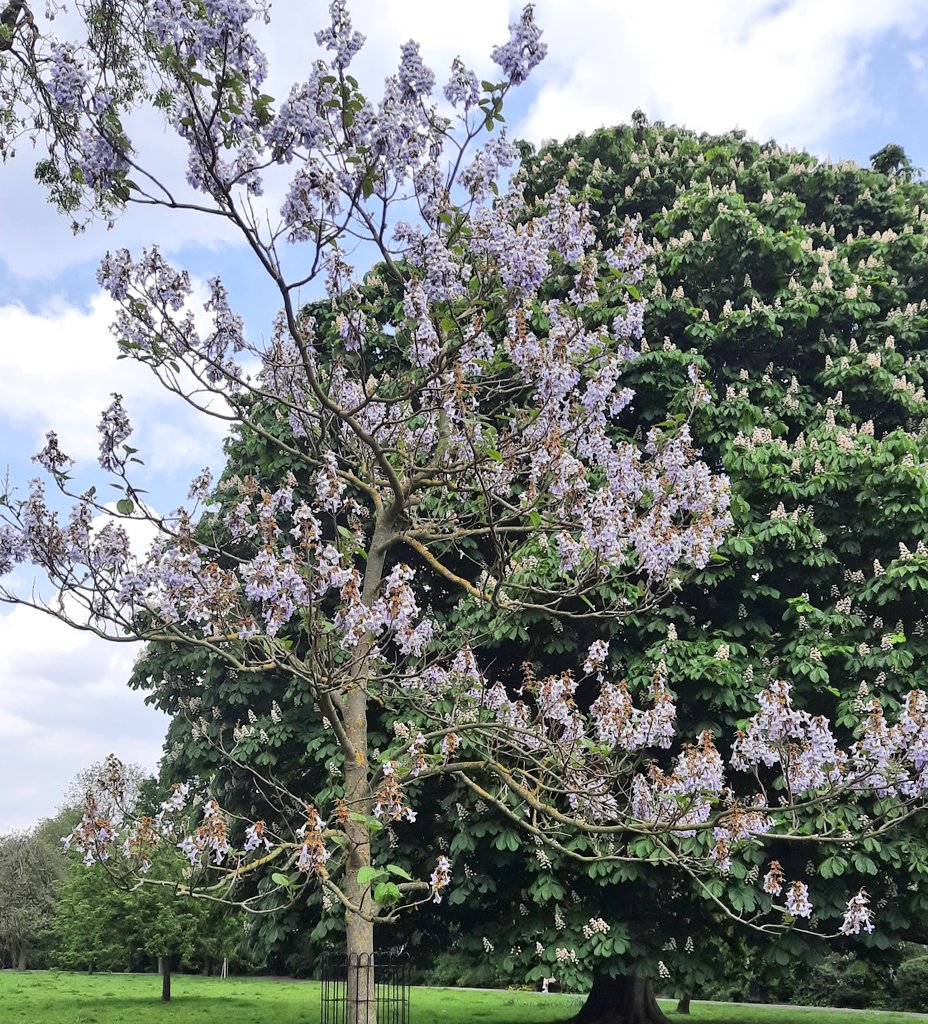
[
  {"x1": 0, "y1": 973, "x2": 580, "y2": 1024},
  {"x1": 0, "y1": 972, "x2": 925, "y2": 1024}
]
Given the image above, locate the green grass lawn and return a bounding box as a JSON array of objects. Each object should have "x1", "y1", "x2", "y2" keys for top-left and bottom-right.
[{"x1": 0, "y1": 972, "x2": 925, "y2": 1024}]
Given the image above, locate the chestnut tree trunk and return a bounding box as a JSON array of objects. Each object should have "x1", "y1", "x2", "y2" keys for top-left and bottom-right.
[{"x1": 572, "y1": 973, "x2": 671, "y2": 1024}]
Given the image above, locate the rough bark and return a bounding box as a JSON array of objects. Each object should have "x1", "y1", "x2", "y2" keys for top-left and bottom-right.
[
  {"x1": 571, "y1": 973, "x2": 671, "y2": 1024},
  {"x1": 676, "y1": 992, "x2": 691, "y2": 1015},
  {"x1": 159, "y1": 956, "x2": 172, "y2": 1002},
  {"x1": 16, "y1": 945, "x2": 26, "y2": 972}
]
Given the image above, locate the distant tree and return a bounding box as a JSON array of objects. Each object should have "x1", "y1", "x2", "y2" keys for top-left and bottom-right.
[
  {"x1": 0, "y1": 816, "x2": 70, "y2": 970},
  {"x1": 50, "y1": 845, "x2": 241, "y2": 999},
  {"x1": 61, "y1": 758, "x2": 150, "y2": 822}
]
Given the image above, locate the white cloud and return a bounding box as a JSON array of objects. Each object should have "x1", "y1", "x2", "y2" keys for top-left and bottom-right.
[
  {"x1": 517, "y1": 0, "x2": 928, "y2": 153},
  {"x1": 0, "y1": 290, "x2": 226, "y2": 473},
  {"x1": 0, "y1": 604, "x2": 167, "y2": 833}
]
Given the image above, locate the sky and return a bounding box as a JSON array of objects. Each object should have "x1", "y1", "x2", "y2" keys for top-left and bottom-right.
[{"x1": 3, "y1": 0, "x2": 928, "y2": 833}]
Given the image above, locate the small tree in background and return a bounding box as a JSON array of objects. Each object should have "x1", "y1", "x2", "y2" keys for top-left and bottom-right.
[
  {"x1": 0, "y1": 814, "x2": 72, "y2": 970},
  {"x1": 50, "y1": 846, "x2": 241, "y2": 999},
  {"x1": 50, "y1": 762, "x2": 242, "y2": 1000}
]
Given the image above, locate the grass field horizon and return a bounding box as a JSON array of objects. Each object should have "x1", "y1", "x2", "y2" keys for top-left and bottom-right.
[{"x1": 0, "y1": 971, "x2": 927, "y2": 1024}]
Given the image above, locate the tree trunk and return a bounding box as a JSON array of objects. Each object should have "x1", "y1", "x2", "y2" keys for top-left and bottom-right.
[
  {"x1": 676, "y1": 992, "x2": 691, "y2": 1015},
  {"x1": 159, "y1": 956, "x2": 172, "y2": 1002},
  {"x1": 339, "y1": 519, "x2": 393, "y2": 1024},
  {"x1": 15, "y1": 945, "x2": 26, "y2": 972},
  {"x1": 344, "y1": 680, "x2": 375, "y2": 1024},
  {"x1": 202, "y1": 955, "x2": 213, "y2": 977},
  {"x1": 572, "y1": 974, "x2": 671, "y2": 1024}
]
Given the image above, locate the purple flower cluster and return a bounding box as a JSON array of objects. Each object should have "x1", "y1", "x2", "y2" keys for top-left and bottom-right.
[
  {"x1": 630, "y1": 731, "x2": 726, "y2": 835},
  {"x1": 296, "y1": 806, "x2": 329, "y2": 875},
  {"x1": 398, "y1": 41, "x2": 435, "y2": 101},
  {"x1": 314, "y1": 0, "x2": 365, "y2": 70},
  {"x1": 48, "y1": 44, "x2": 88, "y2": 111},
  {"x1": 443, "y1": 57, "x2": 480, "y2": 109},
  {"x1": 840, "y1": 890, "x2": 874, "y2": 934},
  {"x1": 97, "y1": 393, "x2": 132, "y2": 473},
  {"x1": 32, "y1": 431, "x2": 73, "y2": 477},
  {"x1": 61, "y1": 795, "x2": 115, "y2": 866},
  {"x1": 590, "y1": 679, "x2": 676, "y2": 751},
  {"x1": 148, "y1": 0, "x2": 267, "y2": 84},
  {"x1": 731, "y1": 680, "x2": 843, "y2": 793},
  {"x1": 78, "y1": 130, "x2": 129, "y2": 191},
  {"x1": 202, "y1": 277, "x2": 246, "y2": 382},
  {"x1": 177, "y1": 800, "x2": 230, "y2": 866},
  {"x1": 243, "y1": 821, "x2": 273, "y2": 853},
  {"x1": 430, "y1": 855, "x2": 452, "y2": 903},
  {"x1": 241, "y1": 547, "x2": 309, "y2": 636},
  {"x1": 785, "y1": 881, "x2": 813, "y2": 919},
  {"x1": 491, "y1": 5, "x2": 547, "y2": 85}
]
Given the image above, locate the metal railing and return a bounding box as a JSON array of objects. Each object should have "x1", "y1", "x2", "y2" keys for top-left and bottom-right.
[{"x1": 320, "y1": 949, "x2": 410, "y2": 1024}]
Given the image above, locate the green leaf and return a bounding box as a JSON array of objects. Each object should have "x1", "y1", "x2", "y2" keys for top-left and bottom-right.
[
  {"x1": 373, "y1": 881, "x2": 402, "y2": 906},
  {"x1": 348, "y1": 812, "x2": 384, "y2": 833},
  {"x1": 116, "y1": 498, "x2": 134, "y2": 515}
]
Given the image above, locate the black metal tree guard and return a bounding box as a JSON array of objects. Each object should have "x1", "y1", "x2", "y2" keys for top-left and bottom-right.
[{"x1": 321, "y1": 950, "x2": 410, "y2": 1024}]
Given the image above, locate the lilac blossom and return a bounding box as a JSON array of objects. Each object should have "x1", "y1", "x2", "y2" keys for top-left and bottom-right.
[
  {"x1": 314, "y1": 0, "x2": 365, "y2": 70},
  {"x1": 763, "y1": 861, "x2": 784, "y2": 896},
  {"x1": 373, "y1": 762, "x2": 417, "y2": 823},
  {"x1": 187, "y1": 468, "x2": 214, "y2": 502},
  {"x1": 32, "y1": 432, "x2": 73, "y2": 477},
  {"x1": 78, "y1": 130, "x2": 129, "y2": 191},
  {"x1": 243, "y1": 821, "x2": 273, "y2": 853},
  {"x1": 314, "y1": 452, "x2": 346, "y2": 513},
  {"x1": 590, "y1": 678, "x2": 676, "y2": 751},
  {"x1": 443, "y1": 57, "x2": 480, "y2": 109},
  {"x1": 397, "y1": 41, "x2": 435, "y2": 101},
  {"x1": 430, "y1": 855, "x2": 452, "y2": 903}
]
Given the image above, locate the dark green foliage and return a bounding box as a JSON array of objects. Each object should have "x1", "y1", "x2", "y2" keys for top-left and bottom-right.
[
  {"x1": 787, "y1": 953, "x2": 895, "y2": 1010},
  {"x1": 48, "y1": 852, "x2": 242, "y2": 974},
  {"x1": 894, "y1": 955, "x2": 928, "y2": 1012},
  {"x1": 0, "y1": 815, "x2": 73, "y2": 969},
  {"x1": 472, "y1": 118, "x2": 928, "y2": 993},
  {"x1": 425, "y1": 950, "x2": 517, "y2": 990},
  {"x1": 700, "y1": 950, "x2": 897, "y2": 1010}
]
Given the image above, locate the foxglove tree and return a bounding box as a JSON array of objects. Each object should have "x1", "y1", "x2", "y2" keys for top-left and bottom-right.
[{"x1": 1, "y1": 5, "x2": 927, "y2": 1023}]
